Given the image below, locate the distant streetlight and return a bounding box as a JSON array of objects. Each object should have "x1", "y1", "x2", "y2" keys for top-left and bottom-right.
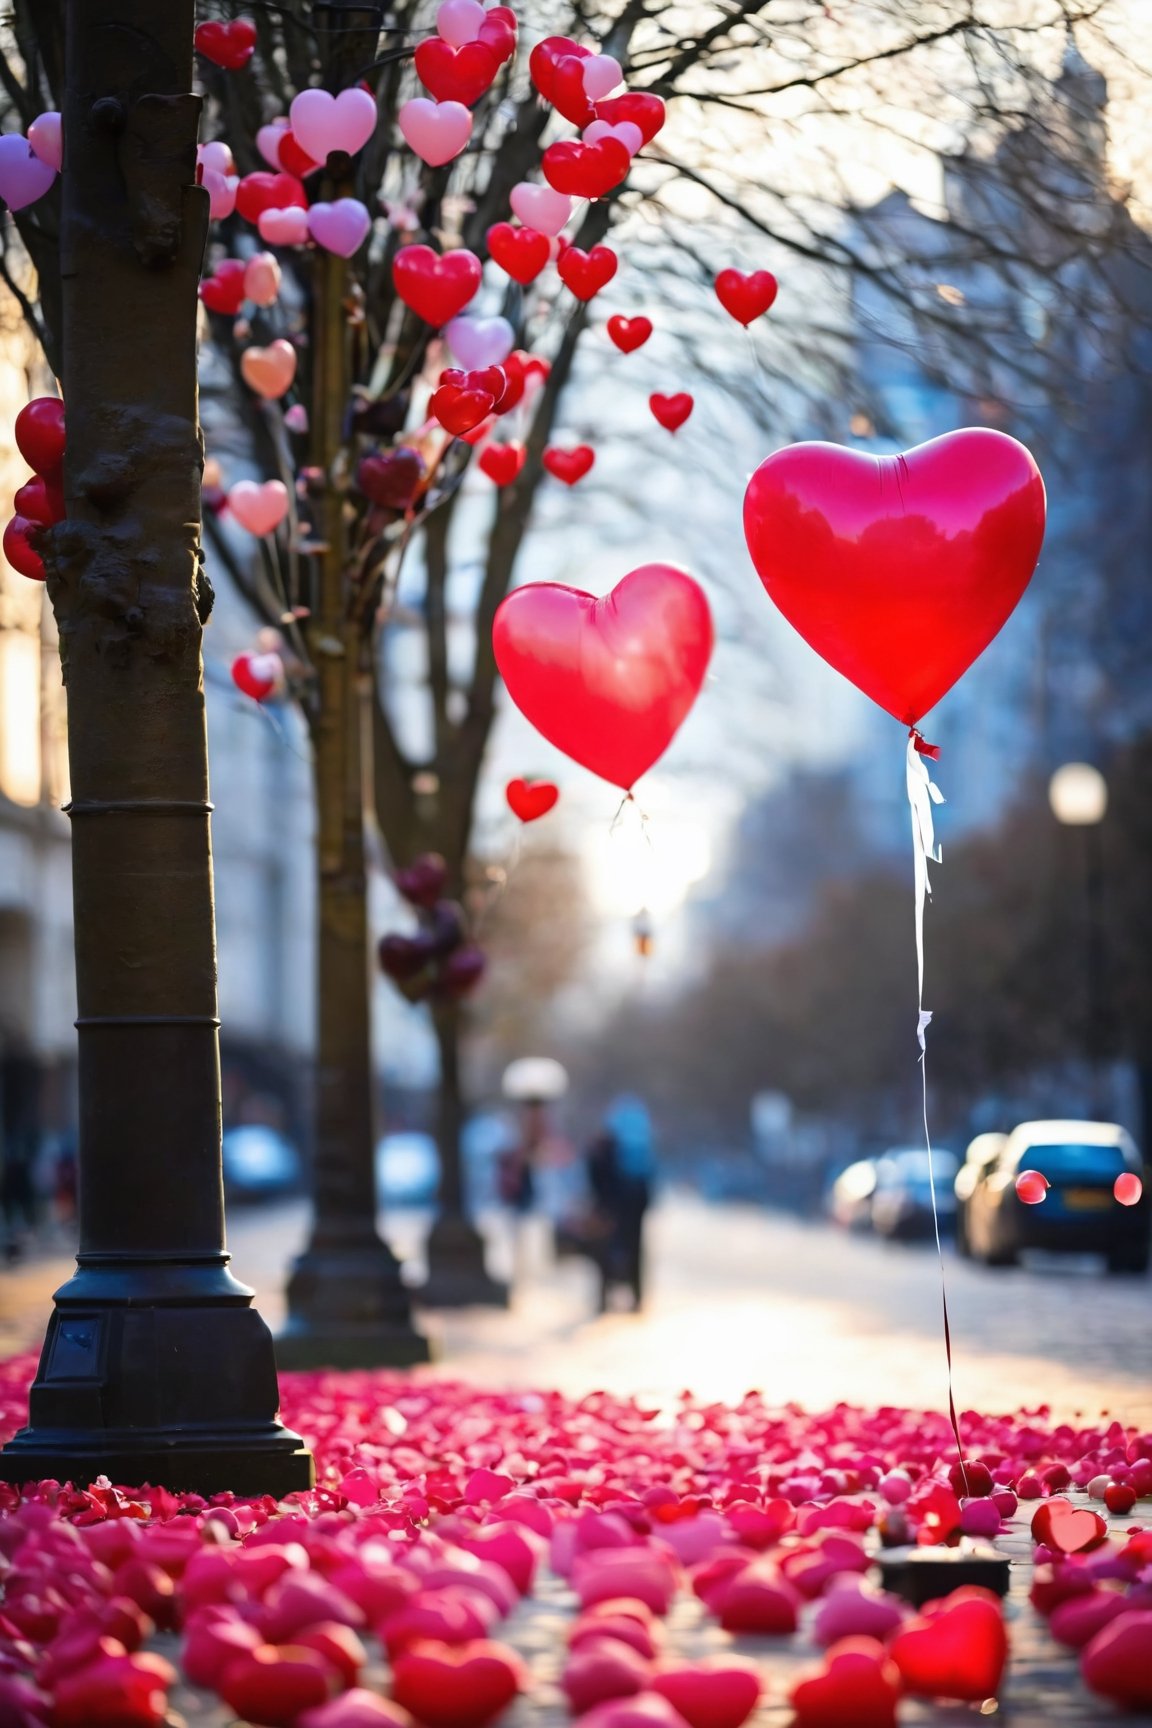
[
  {"x1": 1048, "y1": 762, "x2": 1108, "y2": 827},
  {"x1": 1049, "y1": 762, "x2": 1108, "y2": 1114},
  {"x1": 502, "y1": 1057, "x2": 569, "y2": 1105}
]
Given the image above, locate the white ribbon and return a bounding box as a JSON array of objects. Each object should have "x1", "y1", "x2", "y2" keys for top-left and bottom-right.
[{"x1": 906, "y1": 734, "x2": 945, "y2": 1050}]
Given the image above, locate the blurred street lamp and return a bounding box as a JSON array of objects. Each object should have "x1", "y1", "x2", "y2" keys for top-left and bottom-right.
[
  {"x1": 502, "y1": 1058, "x2": 569, "y2": 1105},
  {"x1": 1048, "y1": 763, "x2": 1108, "y2": 1113}
]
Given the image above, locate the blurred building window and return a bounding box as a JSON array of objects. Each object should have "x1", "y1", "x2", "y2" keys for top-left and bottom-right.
[{"x1": 0, "y1": 625, "x2": 42, "y2": 807}]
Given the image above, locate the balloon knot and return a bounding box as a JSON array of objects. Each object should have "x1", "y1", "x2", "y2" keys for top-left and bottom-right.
[{"x1": 910, "y1": 727, "x2": 940, "y2": 760}]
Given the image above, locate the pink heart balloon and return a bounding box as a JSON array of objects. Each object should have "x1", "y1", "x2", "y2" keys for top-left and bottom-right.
[
  {"x1": 0, "y1": 134, "x2": 57, "y2": 210},
  {"x1": 197, "y1": 139, "x2": 234, "y2": 176},
  {"x1": 244, "y1": 251, "x2": 282, "y2": 308},
  {"x1": 575, "y1": 1694, "x2": 693, "y2": 1728},
  {"x1": 581, "y1": 55, "x2": 623, "y2": 101},
  {"x1": 240, "y1": 339, "x2": 297, "y2": 399},
  {"x1": 228, "y1": 480, "x2": 290, "y2": 536},
  {"x1": 257, "y1": 119, "x2": 290, "y2": 169},
  {"x1": 583, "y1": 120, "x2": 642, "y2": 156},
  {"x1": 445, "y1": 314, "x2": 514, "y2": 370},
  {"x1": 509, "y1": 181, "x2": 572, "y2": 236},
  {"x1": 27, "y1": 111, "x2": 62, "y2": 172},
  {"x1": 436, "y1": 0, "x2": 487, "y2": 45},
  {"x1": 259, "y1": 205, "x2": 309, "y2": 246},
  {"x1": 307, "y1": 198, "x2": 371, "y2": 257},
  {"x1": 202, "y1": 169, "x2": 238, "y2": 220},
  {"x1": 812, "y1": 1583, "x2": 906, "y2": 1647},
  {"x1": 398, "y1": 98, "x2": 472, "y2": 167},
  {"x1": 289, "y1": 87, "x2": 378, "y2": 163}
]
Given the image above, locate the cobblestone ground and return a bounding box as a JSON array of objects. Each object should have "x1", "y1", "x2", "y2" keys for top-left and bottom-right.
[{"x1": 3, "y1": 1193, "x2": 1151, "y2": 1724}]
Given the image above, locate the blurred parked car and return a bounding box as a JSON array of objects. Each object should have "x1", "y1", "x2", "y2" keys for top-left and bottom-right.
[
  {"x1": 954, "y1": 1132, "x2": 1008, "y2": 1256},
  {"x1": 221, "y1": 1125, "x2": 301, "y2": 1201},
  {"x1": 375, "y1": 1113, "x2": 511, "y2": 1210},
  {"x1": 828, "y1": 1158, "x2": 880, "y2": 1231},
  {"x1": 871, "y1": 1148, "x2": 959, "y2": 1241},
  {"x1": 964, "y1": 1120, "x2": 1149, "y2": 1274}
]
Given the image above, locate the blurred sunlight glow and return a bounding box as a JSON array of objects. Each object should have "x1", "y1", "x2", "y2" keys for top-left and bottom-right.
[{"x1": 589, "y1": 809, "x2": 712, "y2": 918}]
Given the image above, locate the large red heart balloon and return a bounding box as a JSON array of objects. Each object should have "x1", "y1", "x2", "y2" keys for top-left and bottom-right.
[
  {"x1": 789, "y1": 1638, "x2": 900, "y2": 1728},
  {"x1": 889, "y1": 1586, "x2": 1008, "y2": 1701},
  {"x1": 1081, "y1": 1609, "x2": 1152, "y2": 1709},
  {"x1": 492, "y1": 565, "x2": 712, "y2": 791},
  {"x1": 651, "y1": 1658, "x2": 762, "y2": 1728},
  {"x1": 744, "y1": 428, "x2": 1045, "y2": 726},
  {"x1": 390, "y1": 1638, "x2": 525, "y2": 1728}
]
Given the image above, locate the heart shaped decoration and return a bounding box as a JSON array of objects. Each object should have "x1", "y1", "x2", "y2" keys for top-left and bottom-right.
[
  {"x1": 431, "y1": 367, "x2": 505, "y2": 436},
  {"x1": 558, "y1": 244, "x2": 618, "y2": 301},
  {"x1": 889, "y1": 1586, "x2": 1008, "y2": 1701},
  {"x1": 1038, "y1": 1500, "x2": 1107, "y2": 1555},
  {"x1": 358, "y1": 447, "x2": 427, "y2": 510},
  {"x1": 651, "y1": 1659, "x2": 762, "y2": 1728},
  {"x1": 194, "y1": 18, "x2": 257, "y2": 69},
  {"x1": 563, "y1": 1638, "x2": 651, "y2": 1714},
  {"x1": 543, "y1": 445, "x2": 595, "y2": 486},
  {"x1": 218, "y1": 1645, "x2": 335, "y2": 1725},
  {"x1": 582, "y1": 54, "x2": 624, "y2": 101},
  {"x1": 715, "y1": 1560, "x2": 800, "y2": 1634},
  {"x1": 493, "y1": 565, "x2": 712, "y2": 790},
  {"x1": 235, "y1": 170, "x2": 307, "y2": 224},
  {"x1": 257, "y1": 119, "x2": 290, "y2": 169},
  {"x1": 3, "y1": 515, "x2": 46, "y2": 581},
  {"x1": 279, "y1": 130, "x2": 321, "y2": 178},
  {"x1": 289, "y1": 87, "x2": 378, "y2": 162},
  {"x1": 15, "y1": 397, "x2": 66, "y2": 474},
  {"x1": 790, "y1": 1638, "x2": 900, "y2": 1728},
  {"x1": 509, "y1": 182, "x2": 572, "y2": 235},
  {"x1": 308, "y1": 199, "x2": 371, "y2": 257},
  {"x1": 399, "y1": 98, "x2": 473, "y2": 167},
  {"x1": 649, "y1": 393, "x2": 693, "y2": 432},
  {"x1": 27, "y1": 111, "x2": 62, "y2": 172},
  {"x1": 715, "y1": 268, "x2": 778, "y2": 325},
  {"x1": 487, "y1": 222, "x2": 550, "y2": 285},
  {"x1": 437, "y1": 0, "x2": 487, "y2": 45},
  {"x1": 299, "y1": 1690, "x2": 415, "y2": 1728},
  {"x1": 479, "y1": 444, "x2": 526, "y2": 487},
  {"x1": 202, "y1": 168, "x2": 239, "y2": 220},
  {"x1": 1080, "y1": 1609, "x2": 1152, "y2": 1708},
  {"x1": 456, "y1": 1523, "x2": 542, "y2": 1594},
  {"x1": 584, "y1": 119, "x2": 643, "y2": 155},
  {"x1": 530, "y1": 36, "x2": 589, "y2": 103},
  {"x1": 200, "y1": 259, "x2": 247, "y2": 316},
  {"x1": 743, "y1": 429, "x2": 1046, "y2": 725},
  {"x1": 594, "y1": 92, "x2": 666, "y2": 143},
  {"x1": 244, "y1": 252, "x2": 282, "y2": 308},
  {"x1": 259, "y1": 206, "x2": 310, "y2": 246},
  {"x1": 547, "y1": 56, "x2": 598, "y2": 128},
  {"x1": 543, "y1": 138, "x2": 630, "y2": 200},
  {"x1": 393, "y1": 245, "x2": 482, "y2": 326},
  {"x1": 446, "y1": 314, "x2": 515, "y2": 370},
  {"x1": 228, "y1": 479, "x2": 290, "y2": 536},
  {"x1": 607, "y1": 316, "x2": 653, "y2": 354},
  {"x1": 240, "y1": 338, "x2": 297, "y2": 400},
  {"x1": 390, "y1": 1638, "x2": 526, "y2": 1728},
  {"x1": 575, "y1": 1695, "x2": 694, "y2": 1728},
  {"x1": 506, "y1": 778, "x2": 559, "y2": 821},
  {"x1": 0, "y1": 134, "x2": 56, "y2": 210},
  {"x1": 415, "y1": 38, "x2": 500, "y2": 106}
]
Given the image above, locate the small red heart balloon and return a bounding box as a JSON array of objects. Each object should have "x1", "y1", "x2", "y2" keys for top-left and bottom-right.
[
  {"x1": 889, "y1": 1586, "x2": 1008, "y2": 1702},
  {"x1": 390, "y1": 1639, "x2": 525, "y2": 1728},
  {"x1": 549, "y1": 55, "x2": 598, "y2": 127},
  {"x1": 479, "y1": 7, "x2": 517, "y2": 62},
  {"x1": 414, "y1": 38, "x2": 500, "y2": 106},
  {"x1": 607, "y1": 315, "x2": 653, "y2": 353},
  {"x1": 15, "y1": 396, "x2": 66, "y2": 475},
  {"x1": 486, "y1": 222, "x2": 550, "y2": 285},
  {"x1": 543, "y1": 137, "x2": 630, "y2": 199},
  {"x1": 199, "y1": 258, "x2": 247, "y2": 316},
  {"x1": 649, "y1": 392, "x2": 693, "y2": 432},
  {"x1": 357, "y1": 447, "x2": 427, "y2": 511},
  {"x1": 790, "y1": 1638, "x2": 900, "y2": 1728},
  {"x1": 563, "y1": 1637, "x2": 651, "y2": 1714},
  {"x1": 3, "y1": 515, "x2": 46, "y2": 581},
  {"x1": 1032, "y1": 1499, "x2": 1107, "y2": 1555},
  {"x1": 13, "y1": 475, "x2": 62, "y2": 526},
  {"x1": 493, "y1": 564, "x2": 712, "y2": 791},
  {"x1": 234, "y1": 170, "x2": 307, "y2": 224},
  {"x1": 558, "y1": 244, "x2": 618, "y2": 301},
  {"x1": 194, "y1": 18, "x2": 257, "y2": 69},
  {"x1": 529, "y1": 36, "x2": 589, "y2": 104},
  {"x1": 278, "y1": 129, "x2": 320, "y2": 179},
  {"x1": 393, "y1": 245, "x2": 482, "y2": 327},
  {"x1": 651, "y1": 1658, "x2": 762, "y2": 1728},
  {"x1": 714, "y1": 268, "x2": 777, "y2": 325},
  {"x1": 743, "y1": 428, "x2": 1046, "y2": 725},
  {"x1": 594, "y1": 91, "x2": 666, "y2": 144},
  {"x1": 506, "y1": 778, "x2": 559, "y2": 822},
  {"x1": 479, "y1": 443, "x2": 526, "y2": 487},
  {"x1": 543, "y1": 445, "x2": 595, "y2": 486},
  {"x1": 432, "y1": 367, "x2": 504, "y2": 436},
  {"x1": 219, "y1": 1645, "x2": 335, "y2": 1727}
]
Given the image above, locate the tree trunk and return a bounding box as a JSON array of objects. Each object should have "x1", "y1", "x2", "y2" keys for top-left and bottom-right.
[
  {"x1": 278, "y1": 240, "x2": 429, "y2": 1366},
  {"x1": 422, "y1": 998, "x2": 508, "y2": 1308},
  {"x1": 0, "y1": 0, "x2": 311, "y2": 1495}
]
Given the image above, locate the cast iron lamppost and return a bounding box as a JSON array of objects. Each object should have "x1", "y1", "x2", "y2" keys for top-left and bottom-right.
[
  {"x1": 0, "y1": 0, "x2": 312, "y2": 1495},
  {"x1": 1048, "y1": 761, "x2": 1109, "y2": 1117}
]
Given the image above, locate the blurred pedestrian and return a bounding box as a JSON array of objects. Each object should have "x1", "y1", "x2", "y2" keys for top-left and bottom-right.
[{"x1": 586, "y1": 1095, "x2": 657, "y2": 1313}]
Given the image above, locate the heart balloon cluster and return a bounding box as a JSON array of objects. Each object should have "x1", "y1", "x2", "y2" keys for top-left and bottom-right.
[
  {"x1": 378, "y1": 853, "x2": 487, "y2": 1003},
  {"x1": 4, "y1": 397, "x2": 66, "y2": 582}
]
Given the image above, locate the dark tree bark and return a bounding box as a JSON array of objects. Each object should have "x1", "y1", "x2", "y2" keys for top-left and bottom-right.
[
  {"x1": 0, "y1": 0, "x2": 312, "y2": 1495},
  {"x1": 278, "y1": 241, "x2": 429, "y2": 1365}
]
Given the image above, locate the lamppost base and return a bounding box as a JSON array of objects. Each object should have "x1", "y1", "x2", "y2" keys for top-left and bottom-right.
[
  {"x1": 279, "y1": 1241, "x2": 432, "y2": 1368},
  {"x1": 0, "y1": 1259, "x2": 314, "y2": 1497},
  {"x1": 419, "y1": 1215, "x2": 509, "y2": 1309}
]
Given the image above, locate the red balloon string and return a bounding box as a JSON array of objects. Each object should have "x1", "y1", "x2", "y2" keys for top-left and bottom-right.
[
  {"x1": 744, "y1": 324, "x2": 769, "y2": 398},
  {"x1": 920, "y1": 1046, "x2": 970, "y2": 1498}
]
